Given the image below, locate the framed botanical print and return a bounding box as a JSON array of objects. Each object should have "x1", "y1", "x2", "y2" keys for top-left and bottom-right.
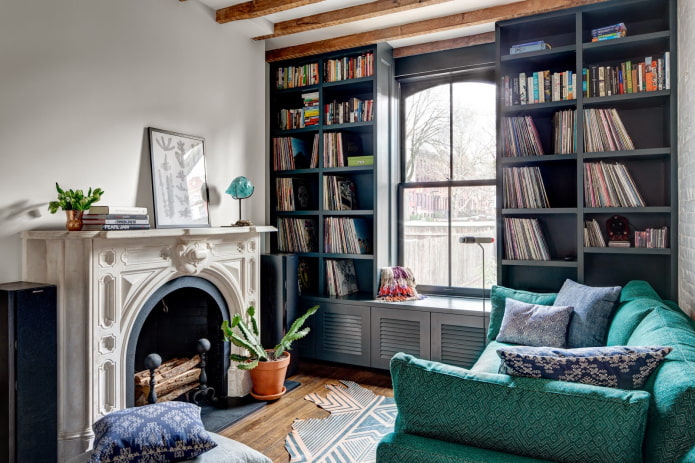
[{"x1": 148, "y1": 127, "x2": 210, "y2": 228}]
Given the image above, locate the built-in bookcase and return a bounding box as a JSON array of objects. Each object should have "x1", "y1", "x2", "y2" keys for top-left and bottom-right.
[
  {"x1": 269, "y1": 44, "x2": 394, "y2": 300},
  {"x1": 496, "y1": 0, "x2": 677, "y2": 298}
]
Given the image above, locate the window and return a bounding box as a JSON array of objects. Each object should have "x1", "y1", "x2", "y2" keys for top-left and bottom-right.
[{"x1": 399, "y1": 70, "x2": 496, "y2": 296}]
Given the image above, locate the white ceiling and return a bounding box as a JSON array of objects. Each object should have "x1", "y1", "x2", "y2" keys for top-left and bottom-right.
[{"x1": 196, "y1": 0, "x2": 523, "y2": 52}]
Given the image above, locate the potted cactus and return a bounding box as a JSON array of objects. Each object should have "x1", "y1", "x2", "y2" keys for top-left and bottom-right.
[{"x1": 221, "y1": 304, "x2": 318, "y2": 400}]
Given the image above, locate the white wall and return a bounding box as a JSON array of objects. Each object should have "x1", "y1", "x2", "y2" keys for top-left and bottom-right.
[
  {"x1": 0, "y1": 0, "x2": 266, "y2": 283},
  {"x1": 679, "y1": 1, "x2": 695, "y2": 318}
]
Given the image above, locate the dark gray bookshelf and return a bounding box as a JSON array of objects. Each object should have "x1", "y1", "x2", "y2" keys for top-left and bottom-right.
[{"x1": 496, "y1": 0, "x2": 677, "y2": 299}]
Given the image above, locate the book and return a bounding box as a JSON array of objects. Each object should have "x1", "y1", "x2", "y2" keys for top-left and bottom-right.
[
  {"x1": 88, "y1": 206, "x2": 148, "y2": 215},
  {"x1": 82, "y1": 214, "x2": 149, "y2": 220},
  {"x1": 509, "y1": 41, "x2": 551, "y2": 55},
  {"x1": 82, "y1": 224, "x2": 151, "y2": 231},
  {"x1": 82, "y1": 218, "x2": 150, "y2": 225},
  {"x1": 347, "y1": 155, "x2": 373, "y2": 166}
]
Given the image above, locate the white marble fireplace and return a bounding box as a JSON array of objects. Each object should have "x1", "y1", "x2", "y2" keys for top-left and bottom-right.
[{"x1": 21, "y1": 227, "x2": 274, "y2": 461}]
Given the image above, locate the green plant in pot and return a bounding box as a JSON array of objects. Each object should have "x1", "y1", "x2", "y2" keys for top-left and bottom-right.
[
  {"x1": 222, "y1": 304, "x2": 318, "y2": 400},
  {"x1": 48, "y1": 182, "x2": 104, "y2": 230}
]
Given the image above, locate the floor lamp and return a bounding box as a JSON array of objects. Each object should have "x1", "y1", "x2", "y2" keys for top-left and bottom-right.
[{"x1": 459, "y1": 236, "x2": 494, "y2": 346}]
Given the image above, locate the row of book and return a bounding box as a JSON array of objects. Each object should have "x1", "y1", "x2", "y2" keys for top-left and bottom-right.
[
  {"x1": 591, "y1": 22, "x2": 626, "y2": 42},
  {"x1": 503, "y1": 217, "x2": 551, "y2": 261},
  {"x1": 324, "y1": 176, "x2": 357, "y2": 210},
  {"x1": 324, "y1": 217, "x2": 371, "y2": 254},
  {"x1": 584, "y1": 53, "x2": 670, "y2": 98},
  {"x1": 583, "y1": 108, "x2": 634, "y2": 152},
  {"x1": 326, "y1": 259, "x2": 359, "y2": 297},
  {"x1": 554, "y1": 109, "x2": 577, "y2": 154},
  {"x1": 277, "y1": 218, "x2": 317, "y2": 253},
  {"x1": 501, "y1": 70, "x2": 577, "y2": 106},
  {"x1": 82, "y1": 206, "x2": 150, "y2": 231},
  {"x1": 501, "y1": 116, "x2": 544, "y2": 157},
  {"x1": 503, "y1": 166, "x2": 550, "y2": 209},
  {"x1": 276, "y1": 177, "x2": 312, "y2": 211},
  {"x1": 275, "y1": 62, "x2": 320, "y2": 90},
  {"x1": 584, "y1": 161, "x2": 645, "y2": 208},
  {"x1": 324, "y1": 51, "x2": 374, "y2": 83},
  {"x1": 584, "y1": 218, "x2": 607, "y2": 247},
  {"x1": 635, "y1": 226, "x2": 668, "y2": 248},
  {"x1": 272, "y1": 136, "x2": 319, "y2": 171},
  {"x1": 323, "y1": 132, "x2": 362, "y2": 167},
  {"x1": 325, "y1": 98, "x2": 373, "y2": 125},
  {"x1": 302, "y1": 92, "x2": 319, "y2": 127}
]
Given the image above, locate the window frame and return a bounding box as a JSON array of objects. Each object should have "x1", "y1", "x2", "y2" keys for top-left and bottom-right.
[{"x1": 397, "y1": 66, "x2": 496, "y2": 297}]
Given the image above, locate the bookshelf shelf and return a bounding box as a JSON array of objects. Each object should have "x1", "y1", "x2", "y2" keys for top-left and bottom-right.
[
  {"x1": 497, "y1": 0, "x2": 677, "y2": 299},
  {"x1": 269, "y1": 44, "x2": 393, "y2": 300}
]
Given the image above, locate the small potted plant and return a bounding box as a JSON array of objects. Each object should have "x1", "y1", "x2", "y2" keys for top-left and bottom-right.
[
  {"x1": 48, "y1": 182, "x2": 104, "y2": 230},
  {"x1": 222, "y1": 304, "x2": 318, "y2": 400}
]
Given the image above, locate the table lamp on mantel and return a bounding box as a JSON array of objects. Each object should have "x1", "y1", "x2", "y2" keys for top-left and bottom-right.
[{"x1": 225, "y1": 176, "x2": 254, "y2": 227}]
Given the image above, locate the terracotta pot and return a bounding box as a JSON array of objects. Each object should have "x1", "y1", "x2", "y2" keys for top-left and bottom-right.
[
  {"x1": 65, "y1": 210, "x2": 84, "y2": 231},
  {"x1": 249, "y1": 351, "x2": 290, "y2": 399}
]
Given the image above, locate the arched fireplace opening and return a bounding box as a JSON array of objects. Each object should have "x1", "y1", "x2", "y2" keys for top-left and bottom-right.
[{"x1": 125, "y1": 276, "x2": 231, "y2": 407}]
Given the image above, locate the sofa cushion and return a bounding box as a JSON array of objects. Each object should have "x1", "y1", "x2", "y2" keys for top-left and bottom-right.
[
  {"x1": 471, "y1": 340, "x2": 512, "y2": 373},
  {"x1": 496, "y1": 345, "x2": 672, "y2": 389},
  {"x1": 554, "y1": 279, "x2": 621, "y2": 348},
  {"x1": 627, "y1": 307, "x2": 695, "y2": 463},
  {"x1": 390, "y1": 352, "x2": 650, "y2": 463},
  {"x1": 619, "y1": 279, "x2": 663, "y2": 303},
  {"x1": 89, "y1": 402, "x2": 217, "y2": 463},
  {"x1": 496, "y1": 299, "x2": 573, "y2": 347},
  {"x1": 606, "y1": 299, "x2": 660, "y2": 346},
  {"x1": 489, "y1": 285, "x2": 557, "y2": 342}
]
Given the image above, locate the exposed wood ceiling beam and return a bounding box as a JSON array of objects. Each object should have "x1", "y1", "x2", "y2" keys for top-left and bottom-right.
[
  {"x1": 253, "y1": 0, "x2": 455, "y2": 41},
  {"x1": 216, "y1": 0, "x2": 325, "y2": 24},
  {"x1": 393, "y1": 31, "x2": 495, "y2": 58},
  {"x1": 266, "y1": 0, "x2": 608, "y2": 62}
]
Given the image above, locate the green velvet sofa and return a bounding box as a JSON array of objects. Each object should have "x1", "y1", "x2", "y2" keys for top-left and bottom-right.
[{"x1": 376, "y1": 280, "x2": 695, "y2": 463}]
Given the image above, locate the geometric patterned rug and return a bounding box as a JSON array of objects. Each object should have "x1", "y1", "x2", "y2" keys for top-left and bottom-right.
[{"x1": 285, "y1": 381, "x2": 397, "y2": 463}]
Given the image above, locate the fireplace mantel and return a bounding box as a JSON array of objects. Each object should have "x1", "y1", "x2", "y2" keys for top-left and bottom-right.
[{"x1": 21, "y1": 226, "x2": 275, "y2": 461}]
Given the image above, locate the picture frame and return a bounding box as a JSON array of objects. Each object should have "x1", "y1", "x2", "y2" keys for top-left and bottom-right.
[{"x1": 148, "y1": 127, "x2": 210, "y2": 228}]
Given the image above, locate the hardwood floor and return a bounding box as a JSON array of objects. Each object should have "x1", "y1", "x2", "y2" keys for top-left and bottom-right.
[{"x1": 217, "y1": 360, "x2": 393, "y2": 463}]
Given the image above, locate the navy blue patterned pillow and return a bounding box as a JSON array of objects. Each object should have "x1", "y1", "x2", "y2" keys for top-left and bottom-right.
[
  {"x1": 89, "y1": 401, "x2": 217, "y2": 462},
  {"x1": 497, "y1": 345, "x2": 672, "y2": 389},
  {"x1": 496, "y1": 299, "x2": 573, "y2": 347}
]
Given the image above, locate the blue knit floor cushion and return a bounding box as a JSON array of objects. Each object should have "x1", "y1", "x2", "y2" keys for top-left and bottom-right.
[
  {"x1": 497, "y1": 345, "x2": 672, "y2": 389},
  {"x1": 89, "y1": 401, "x2": 217, "y2": 462}
]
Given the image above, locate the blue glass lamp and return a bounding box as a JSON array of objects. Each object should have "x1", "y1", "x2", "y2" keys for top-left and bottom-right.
[{"x1": 225, "y1": 176, "x2": 255, "y2": 227}]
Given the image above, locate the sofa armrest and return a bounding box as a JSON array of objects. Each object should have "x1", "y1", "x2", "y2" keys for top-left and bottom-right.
[{"x1": 390, "y1": 353, "x2": 650, "y2": 463}]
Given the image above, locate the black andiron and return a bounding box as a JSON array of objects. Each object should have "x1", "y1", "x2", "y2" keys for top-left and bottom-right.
[{"x1": 144, "y1": 338, "x2": 216, "y2": 406}]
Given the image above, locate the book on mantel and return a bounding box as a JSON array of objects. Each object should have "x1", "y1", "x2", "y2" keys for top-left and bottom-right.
[{"x1": 88, "y1": 205, "x2": 148, "y2": 215}]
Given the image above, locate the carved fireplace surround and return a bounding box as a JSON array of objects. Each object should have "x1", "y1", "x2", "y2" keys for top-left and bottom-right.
[{"x1": 21, "y1": 227, "x2": 274, "y2": 461}]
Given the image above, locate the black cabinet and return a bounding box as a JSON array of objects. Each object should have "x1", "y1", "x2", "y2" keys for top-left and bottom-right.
[{"x1": 0, "y1": 282, "x2": 57, "y2": 463}]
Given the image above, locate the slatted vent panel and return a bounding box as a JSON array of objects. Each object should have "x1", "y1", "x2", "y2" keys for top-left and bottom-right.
[
  {"x1": 323, "y1": 312, "x2": 363, "y2": 356},
  {"x1": 440, "y1": 324, "x2": 486, "y2": 368},
  {"x1": 379, "y1": 318, "x2": 420, "y2": 360}
]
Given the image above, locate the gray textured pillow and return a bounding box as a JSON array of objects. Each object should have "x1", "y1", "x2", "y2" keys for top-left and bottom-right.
[
  {"x1": 554, "y1": 279, "x2": 621, "y2": 348},
  {"x1": 496, "y1": 298, "x2": 574, "y2": 347}
]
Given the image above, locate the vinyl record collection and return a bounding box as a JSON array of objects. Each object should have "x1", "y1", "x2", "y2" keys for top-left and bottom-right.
[
  {"x1": 325, "y1": 259, "x2": 359, "y2": 296},
  {"x1": 277, "y1": 218, "x2": 317, "y2": 253},
  {"x1": 583, "y1": 108, "x2": 634, "y2": 152},
  {"x1": 324, "y1": 217, "x2": 371, "y2": 254},
  {"x1": 584, "y1": 161, "x2": 645, "y2": 207},
  {"x1": 501, "y1": 116, "x2": 544, "y2": 157},
  {"x1": 584, "y1": 218, "x2": 607, "y2": 247},
  {"x1": 503, "y1": 217, "x2": 551, "y2": 261},
  {"x1": 323, "y1": 176, "x2": 356, "y2": 210},
  {"x1": 503, "y1": 166, "x2": 550, "y2": 208}
]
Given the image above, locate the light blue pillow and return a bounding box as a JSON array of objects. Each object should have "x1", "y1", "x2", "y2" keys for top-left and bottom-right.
[
  {"x1": 554, "y1": 279, "x2": 621, "y2": 348},
  {"x1": 488, "y1": 285, "x2": 558, "y2": 341},
  {"x1": 89, "y1": 401, "x2": 217, "y2": 463},
  {"x1": 496, "y1": 299, "x2": 573, "y2": 347},
  {"x1": 497, "y1": 345, "x2": 672, "y2": 389}
]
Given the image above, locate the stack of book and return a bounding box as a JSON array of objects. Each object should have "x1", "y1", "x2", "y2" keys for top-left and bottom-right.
[
  {"x1": 324, "y1": 217, "x2": 371, "y2": 254},
  {"x1": 634, "y1": 226, "x2": 669, "y2": 248},
  {"x1": 608, "y1": 239, "x2": 631, "y2": 248},
  {"x1": 503, "y1": 167, "x2": 550, "y2": 209},
  {"x1": 583, "y1": 108, "x2": 634, "y2": 152},
  {"x1": 302, "y1": 92, "x2": 319, "y2": 127},
  {"x1": 501, "y1": 116, "x2": 544, "y2": 157},
  {"x1": 83, "y1": 206, "x2": 150, "y2": 230},
  {"x1": 323, "y1": 176, "x2": 356, "y2": 210},
  {"x1": 584, "y1": 161, "x2": 645, "y2": 207},
  {"x1": 584, "y1": 219, "x2": 607, "y2": 247},
  {"x1": 553, "y1": 109, "x2": 576, "y2": 154},
  {"x1": 325, "y1": 259, "x2": 359, "y2": 296},
  {"x1": 591, "y1": 22, "x2": 627, "y2": 42},
  {"x1": 503, "y1": 217, "x2": 551, "y2": 261},
  {"x1": 277, "y1": 218, "x2": 317, "y2": 253}
]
